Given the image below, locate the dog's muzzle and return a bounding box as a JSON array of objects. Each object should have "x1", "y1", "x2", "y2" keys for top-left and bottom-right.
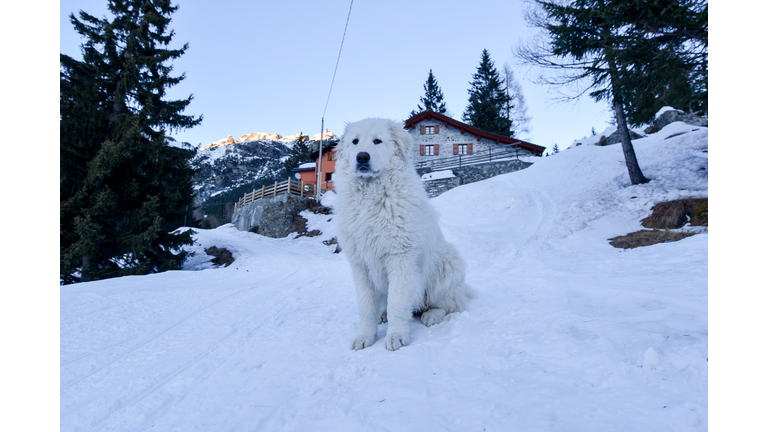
[{"x1": 356, "y1": 152, "x2": 371, "y2": 173}]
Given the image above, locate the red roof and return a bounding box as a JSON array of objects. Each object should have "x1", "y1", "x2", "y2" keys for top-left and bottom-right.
[{"x1": 404, "y1": 110, "x2": 545, "y2": 156}]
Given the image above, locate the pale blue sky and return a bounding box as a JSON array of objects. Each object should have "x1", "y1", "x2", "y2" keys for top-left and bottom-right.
[{"x1": 59, "y1": 0, "x2": 615, "y2": 152}]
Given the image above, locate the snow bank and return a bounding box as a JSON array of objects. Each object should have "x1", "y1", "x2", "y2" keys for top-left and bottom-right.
[{"x1": 421, "y1": 169, "x2": 456, "y2": 181}]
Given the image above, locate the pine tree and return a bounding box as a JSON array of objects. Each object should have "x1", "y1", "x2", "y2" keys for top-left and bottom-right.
[
  {"x1": 60, "y1": 0, "x2": 202, "y2": 284},
  {"x1": 517, "y1": 0, "x2": 707, "y2": 185},
  {"x1": 281, "y1": 133, "x2": 313, "y2": 178},
  {"x1": 608, "y1": 0, "x2": 708, "y2": 124},
  {"x1": 409, "y1": 69, "x2": 447, "y2": 118},
  {"x1": 462, "y1": 50, "x2": 513, "y2": 137}
]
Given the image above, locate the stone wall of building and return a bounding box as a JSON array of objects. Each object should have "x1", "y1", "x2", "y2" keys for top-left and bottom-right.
[
  {"x1": 231, "y1": 193, "x2": 314, "y2": 238},
  {"x1": 419, "y1": 159, "x2": 533, "y2": 198},
  {"x1": 407, "y1": 118, "x2": 534, "y2": 166},
  {"x1": 422, "y1": 176, "x2": 461, "y2": 198}
]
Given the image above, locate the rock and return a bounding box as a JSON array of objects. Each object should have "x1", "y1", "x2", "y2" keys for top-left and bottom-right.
[
  {"x1": 655, "y1": 109, "x2": 708, "y2": 129},
  {"x1": 605, "y1": 129, "x2": 644, "y2": 145}
]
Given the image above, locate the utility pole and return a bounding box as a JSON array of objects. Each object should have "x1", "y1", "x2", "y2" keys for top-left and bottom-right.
[{"x1": 316, "y1": 118, "x2": 324, "y2": 200}]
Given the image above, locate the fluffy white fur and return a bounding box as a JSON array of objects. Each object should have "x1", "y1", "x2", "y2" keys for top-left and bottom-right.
[{"x1": 333, "y1": 118, "x2": 473, "y2": 351}]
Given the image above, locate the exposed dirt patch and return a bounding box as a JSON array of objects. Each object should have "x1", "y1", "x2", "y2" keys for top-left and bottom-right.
[
  {"x1": 296, "y1": 229, "x2": 322, "y2": 239},
  {"x1": 322, "y1": 237, "x2": 342, "y2": 253},
  {"x1": 641, "y1": 198, "x2": 708, "y2": 229},
  {"x1": 309, "y1": 204, "x2": 332, "y2": 215},
  {"x1": 205, "y1": 246, "x2": 235, "y2": 267},
  {"x1": 291, "y1": 215, "x2": 308, "y2": 235},
  {"x1": 609, "y1": 230, "x2": 697, "y2": 249}
]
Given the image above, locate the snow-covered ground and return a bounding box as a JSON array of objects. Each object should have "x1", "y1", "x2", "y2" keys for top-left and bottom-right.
[{"x1": 60, "y1": 122, "x2": 708, "y2": 431}]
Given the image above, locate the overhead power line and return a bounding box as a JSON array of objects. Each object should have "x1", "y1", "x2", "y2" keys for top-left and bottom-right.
[
  {"x1": 317, "y1": 0, "x2": 354, "y2": 200},
  {"x1": 323, "y1": 0, "x2": 354, "y2": 119}
]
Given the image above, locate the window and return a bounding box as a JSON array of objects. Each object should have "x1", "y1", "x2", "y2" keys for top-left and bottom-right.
[
  {"x1": 453, "y1": 143, "x2": 473, "y2": 155},
  {"x1": 327, "y1": 152, "x2": 334, "y2": 161},
  {"x1": 420, "y1": 144, "x2": 440, "y2": 156},
  {"x1": 325, "y1": 172, "x2": 333, "y2": 182},
  {"x1": 420, "y1": 125, "x2": 440, "y2": 134}
]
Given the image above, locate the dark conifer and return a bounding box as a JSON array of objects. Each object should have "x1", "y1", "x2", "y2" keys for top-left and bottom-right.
[
  {"x1": 517, "y1": 0, "x2": 707, "y2": 185},
  {"x1": 60, "y1": 0, "x2": 202, "y2": 284},
  {"x1": 409, "y1": 69, "x2": 448, "y2": 118},
  {"x1": 462, "y1": 50, "x2": 513, "y2": 137},
  {"x1": 281, "y1": 133, "x2": 313, "y2": 178}
]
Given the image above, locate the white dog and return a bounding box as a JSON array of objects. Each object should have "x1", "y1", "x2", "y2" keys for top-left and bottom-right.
[{"x1": 333, "y1": 118, "x2": 473, "y2": 351}]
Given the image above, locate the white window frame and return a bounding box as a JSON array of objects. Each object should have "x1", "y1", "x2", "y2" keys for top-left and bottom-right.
[
  {"x1": 424, "y1": 125, "x2": 435, "y2": 135},
  {"x1": 457, "y1": 144, "x2": 468, "y2": 155},
  {"x1": 424, "y1": 145, "x2": 435, "y2": 155}
]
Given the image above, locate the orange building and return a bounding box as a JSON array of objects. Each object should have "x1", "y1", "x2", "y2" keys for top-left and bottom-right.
[{"x1": 292, "y1": 143, "x2": 337, "y2": 192}]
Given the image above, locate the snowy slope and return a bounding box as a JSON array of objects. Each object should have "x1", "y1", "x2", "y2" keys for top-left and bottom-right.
[{"x1": 60, "y1": 122, "x2": 708, "y2": 431}]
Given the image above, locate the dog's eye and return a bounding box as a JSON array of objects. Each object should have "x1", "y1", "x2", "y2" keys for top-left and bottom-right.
[
  {"x1": 373, "y1": 139, "x2": 382, "y2": 145},
  {"x1": 352, "y1": 139, "x2": 359, "y2": 145}
]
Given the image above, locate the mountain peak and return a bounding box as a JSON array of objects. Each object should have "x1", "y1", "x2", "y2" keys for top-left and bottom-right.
[{"x1": 200, "y1": 130, "x2": 335, "y2": 151}]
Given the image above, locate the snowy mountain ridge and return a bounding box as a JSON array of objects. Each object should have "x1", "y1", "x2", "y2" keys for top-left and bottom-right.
[
  {"x1": 190, "y1": 138, "x2": 292, "y2": 202},
  {"x1": 61, "y1": 118, "x2": 708, "y2": 431},
  {"x1": 201, "y1": 129, "x2": 336, "y2": 152}
]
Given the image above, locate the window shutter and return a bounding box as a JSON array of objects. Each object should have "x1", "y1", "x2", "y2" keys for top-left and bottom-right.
[
  {"x1": 420, "y1": 125, "x2": 425, "y2": 134},
  {"x1": 420, "y1": 145, "x2": 425, "y2": 156},
  {"x1": 434, "y1": 125, "x2": 440, "y2": 134},
  {"x1": 468, "y1": 143, "x2": 473, "y2": 154},
  {"x1": 434, "y1": 144, "x2": 439, "y2": 155},
  {"x1": 453, "y1": 144, "x2": 458, "y2": 155}
]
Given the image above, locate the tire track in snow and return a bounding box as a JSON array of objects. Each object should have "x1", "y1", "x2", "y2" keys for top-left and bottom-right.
[
  {"x1": 60, "y1": 235, "x2": 303, "y2": 394},
  {"x1": 60, "y1": 283, "x2": 270, "y2": 393},
  {"x1": 61, "y1": 250, "x2": 341, "y2": 432}
]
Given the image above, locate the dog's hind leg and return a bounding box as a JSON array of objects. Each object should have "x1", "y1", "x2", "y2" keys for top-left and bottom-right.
[{"x1": 420, "y1": 308, "x2": 447, "y2": 326}]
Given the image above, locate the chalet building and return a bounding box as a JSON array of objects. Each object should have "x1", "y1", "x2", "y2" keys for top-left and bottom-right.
[
  {"x1": 403, "y1": 110, "x2": 545, "y2": 162},
  {"x1": 291, "y1": 112, "x2": 544, "y2": 194},
  {"x1": 292, "y1": 142, "x2": 338, "y2": 192}
]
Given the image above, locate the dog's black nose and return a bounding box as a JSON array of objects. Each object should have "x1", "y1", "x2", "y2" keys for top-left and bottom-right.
[{"x1": 356, "y1": 152, "x2": 370, "y2": 164}]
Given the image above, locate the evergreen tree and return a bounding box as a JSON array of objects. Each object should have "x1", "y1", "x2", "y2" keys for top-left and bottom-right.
[
  {"x1": 462, "y1": 49, "x2": 513, "y2": 137},
  {"x1": 517, "y1": 0, "x2": 707, "y2": 185},
  {"x1": 609, "y1": 0, "x2": 707, "y2": 124},
  {"x1": 409, "y1": 69, "x2": 447, "y2": 118},
  {"x1": 281, "y1": 133, "x2": 313, "y2": 178},
  {"x1": 552, "y1": 143, "x2": 560, "y2": 154},
  {"x1": 60, "y1": 0, "x2": 202, "y2": 284}
]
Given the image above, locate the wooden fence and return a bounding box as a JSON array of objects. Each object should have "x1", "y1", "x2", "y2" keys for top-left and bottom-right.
[
  {"x1": 415, "y1": 146, "x2": 524, "y2": 172},
  {"x1": 233, "y1": 178, "x2": 315, "y2": 213}
]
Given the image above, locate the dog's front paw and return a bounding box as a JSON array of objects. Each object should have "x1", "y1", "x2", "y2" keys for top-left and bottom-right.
[
  {"x1": 351, "y1": 333, "x2": 376, "y2": 350},
  {"x1": 384, "y1": 331, "x2": 410, "y2": 351}
]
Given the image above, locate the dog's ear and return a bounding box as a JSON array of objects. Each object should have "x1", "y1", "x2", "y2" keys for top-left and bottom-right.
[
  {"x1": 337, "y1": 121, "x2": 352, "y2": 157},
  {"x1": 388, "y1": 120, "x2": 414, "y2": 157}
]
